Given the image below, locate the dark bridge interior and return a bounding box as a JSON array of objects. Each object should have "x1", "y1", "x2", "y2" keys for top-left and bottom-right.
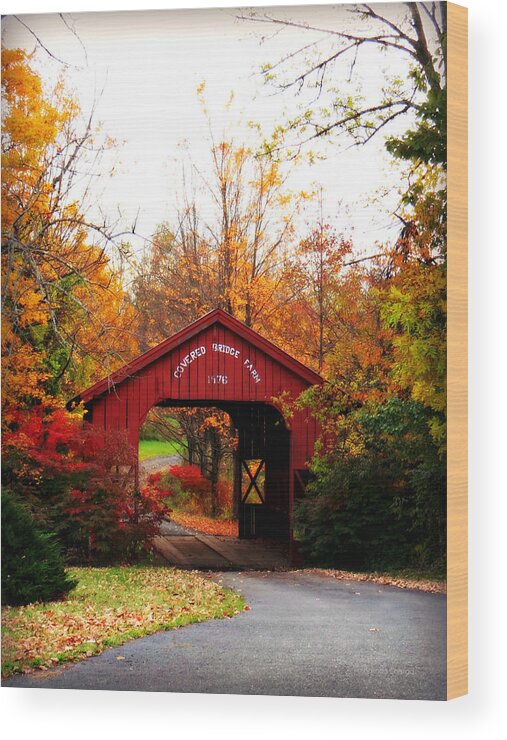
[{"x1": 155, "y1": 400, "x2": 290, "y2": 540}]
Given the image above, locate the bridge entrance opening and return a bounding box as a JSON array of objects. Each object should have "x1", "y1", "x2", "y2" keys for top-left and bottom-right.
[{"x1": 140, "y1": 401, "x2": 290, "y2": 541}]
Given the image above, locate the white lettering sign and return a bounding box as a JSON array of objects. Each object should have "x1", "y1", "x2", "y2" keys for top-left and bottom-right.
[
  {"x1": 212, "y1": 342, "x2": 240, "y2": 358},
  {"x1": 172, "y1": 342, "x2": 262, "y2": 384},
  {"x1": 173, "y1": 346, "x2": 206, "y2": 378},
  {"x1": 244, "y1": 358, "x2": 261, "y2": 384},
  {"x1": 208, "y1": 375, "x2": 228, "y2": 385}
]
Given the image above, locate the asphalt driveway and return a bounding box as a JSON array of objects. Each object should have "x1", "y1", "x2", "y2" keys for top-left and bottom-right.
[{"x1": 3, "y1": 571, "x2": 446, "y2": 700}]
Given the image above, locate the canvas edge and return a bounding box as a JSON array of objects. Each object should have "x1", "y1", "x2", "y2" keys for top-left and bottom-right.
[{"x1": 447, "y1": 0, "x2": 468, "y2": 701}]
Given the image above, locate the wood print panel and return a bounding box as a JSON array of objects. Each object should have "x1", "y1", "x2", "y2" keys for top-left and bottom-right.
[{"x1": 447, "y1": 1, "x2": 468, "y2": 701}]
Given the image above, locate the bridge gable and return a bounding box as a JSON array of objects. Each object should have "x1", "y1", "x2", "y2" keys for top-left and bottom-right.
[{"x1": 73, "y1": 309, "x2": 322, "y2": 409}]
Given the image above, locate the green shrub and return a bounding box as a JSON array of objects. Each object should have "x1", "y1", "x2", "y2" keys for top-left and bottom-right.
[
  {"x1": 295, "y1": 451, "x2": 413, "y2": 569},
  {"x1": 1, "y1": 490, "x2": 77, "y2": 606},
  {"x1": 295, "y1": 399, "x2": 446, "y2": 572}
]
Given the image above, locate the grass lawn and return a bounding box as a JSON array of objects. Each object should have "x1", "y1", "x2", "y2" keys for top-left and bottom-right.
[
  {"x1": 139, "y1": 439, "x2": 182, "y2": 461},
  {"x1": 1, "y1": 566, "x2": 244, "y2": 677}
]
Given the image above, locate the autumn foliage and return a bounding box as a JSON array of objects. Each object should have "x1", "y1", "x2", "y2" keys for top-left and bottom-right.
[
  {"x1": 145, "y1": 464, "x2": 232, "y2": 519},
  {"x1": 160, "y1": 464, "x2": 209, "y2": 495},
  {"x1": 2, "y1": 408, "x2": 168, "y2": 563},
  {"x1": 1, "y1": 49, "x2": 138, "y2": 413}
]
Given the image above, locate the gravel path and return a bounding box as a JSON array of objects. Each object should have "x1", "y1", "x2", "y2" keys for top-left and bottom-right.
[
  {"x1": 3, "y1": 571, "x2": 446, "y2": 699},
  {"x1": 159, "y1": 519, "x2": 194, "y2": 536},
  {"x1": 139, "y1": 454, "x2": 181, "y2": 478}
]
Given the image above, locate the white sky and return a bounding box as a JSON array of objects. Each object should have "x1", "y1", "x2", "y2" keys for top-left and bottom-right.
[{"x1": 2, "y1": 3, "x2": 418, "y2": 258}]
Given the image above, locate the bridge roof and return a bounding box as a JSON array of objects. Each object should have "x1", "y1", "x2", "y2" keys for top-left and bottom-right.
[{"x1": 70, "y1": 309, "x2": 322, "y2": 407}]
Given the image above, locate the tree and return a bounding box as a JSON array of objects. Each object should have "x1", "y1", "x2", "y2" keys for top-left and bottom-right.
[
  {"x1": 1, "y1": 48, "x2": 138, "y2": 413},
  {"x1": 240, "y1": 3, "x2": 446, "y2": 166},
  {"x1": 241, "y1": 3, "x2": 447, "y2": 431},
  {"x1": 377, "y1": 163, "x2": 447, "y2": 449},
  {"x1": 277, "y1": 213, "x2": 354, "y2": 372},
  {"x1": 134, "y1": 137, "x2": 304, "y2": 343}
]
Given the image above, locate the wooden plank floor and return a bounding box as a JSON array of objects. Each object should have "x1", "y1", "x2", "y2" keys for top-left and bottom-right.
[{"x1": 153, "y1": 533, "x2": 290, "y2": 570}]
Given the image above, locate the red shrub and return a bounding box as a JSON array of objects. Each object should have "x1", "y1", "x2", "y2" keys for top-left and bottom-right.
[
  {"x1": 2, "y1": 408, "x2": 169, "y2": 563},
  {"x1": 2, "y1": 407, "x2": 87, "y2": 482},
  {"x1": 167, "y1": 464, "x2": 210, "y2": 495}
]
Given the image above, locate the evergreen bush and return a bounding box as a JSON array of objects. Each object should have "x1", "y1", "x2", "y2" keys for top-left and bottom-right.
[{"x1": 1, "y1": 489, "x2": 77, "y2": 606}]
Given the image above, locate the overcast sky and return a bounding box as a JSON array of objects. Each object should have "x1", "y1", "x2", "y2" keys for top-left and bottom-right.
[{"x1": 2, "y1": 3, "x2": 417, "y2": 257}]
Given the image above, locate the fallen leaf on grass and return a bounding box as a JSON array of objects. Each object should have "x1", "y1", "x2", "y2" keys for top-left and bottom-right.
[
  {"x1": 305, "y1": 569, "x2": 446, "y2": 594},
  {"x1": 2, "y1": 566, "x2": 244, "y2": 678}
]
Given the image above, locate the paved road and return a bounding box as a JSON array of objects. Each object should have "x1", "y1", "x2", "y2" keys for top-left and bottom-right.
[{"x1": 3, "y1": 571, "x2": 446, "y2": 699}]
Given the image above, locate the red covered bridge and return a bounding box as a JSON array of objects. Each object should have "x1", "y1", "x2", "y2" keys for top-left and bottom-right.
[{"x1": 70, "y1": 309, "x2": 322, "y2": 544}]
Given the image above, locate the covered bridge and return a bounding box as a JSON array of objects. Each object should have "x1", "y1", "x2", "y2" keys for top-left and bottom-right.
[{"x1": 70, "y1": 309, "x2": 322, "y2": 544}]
